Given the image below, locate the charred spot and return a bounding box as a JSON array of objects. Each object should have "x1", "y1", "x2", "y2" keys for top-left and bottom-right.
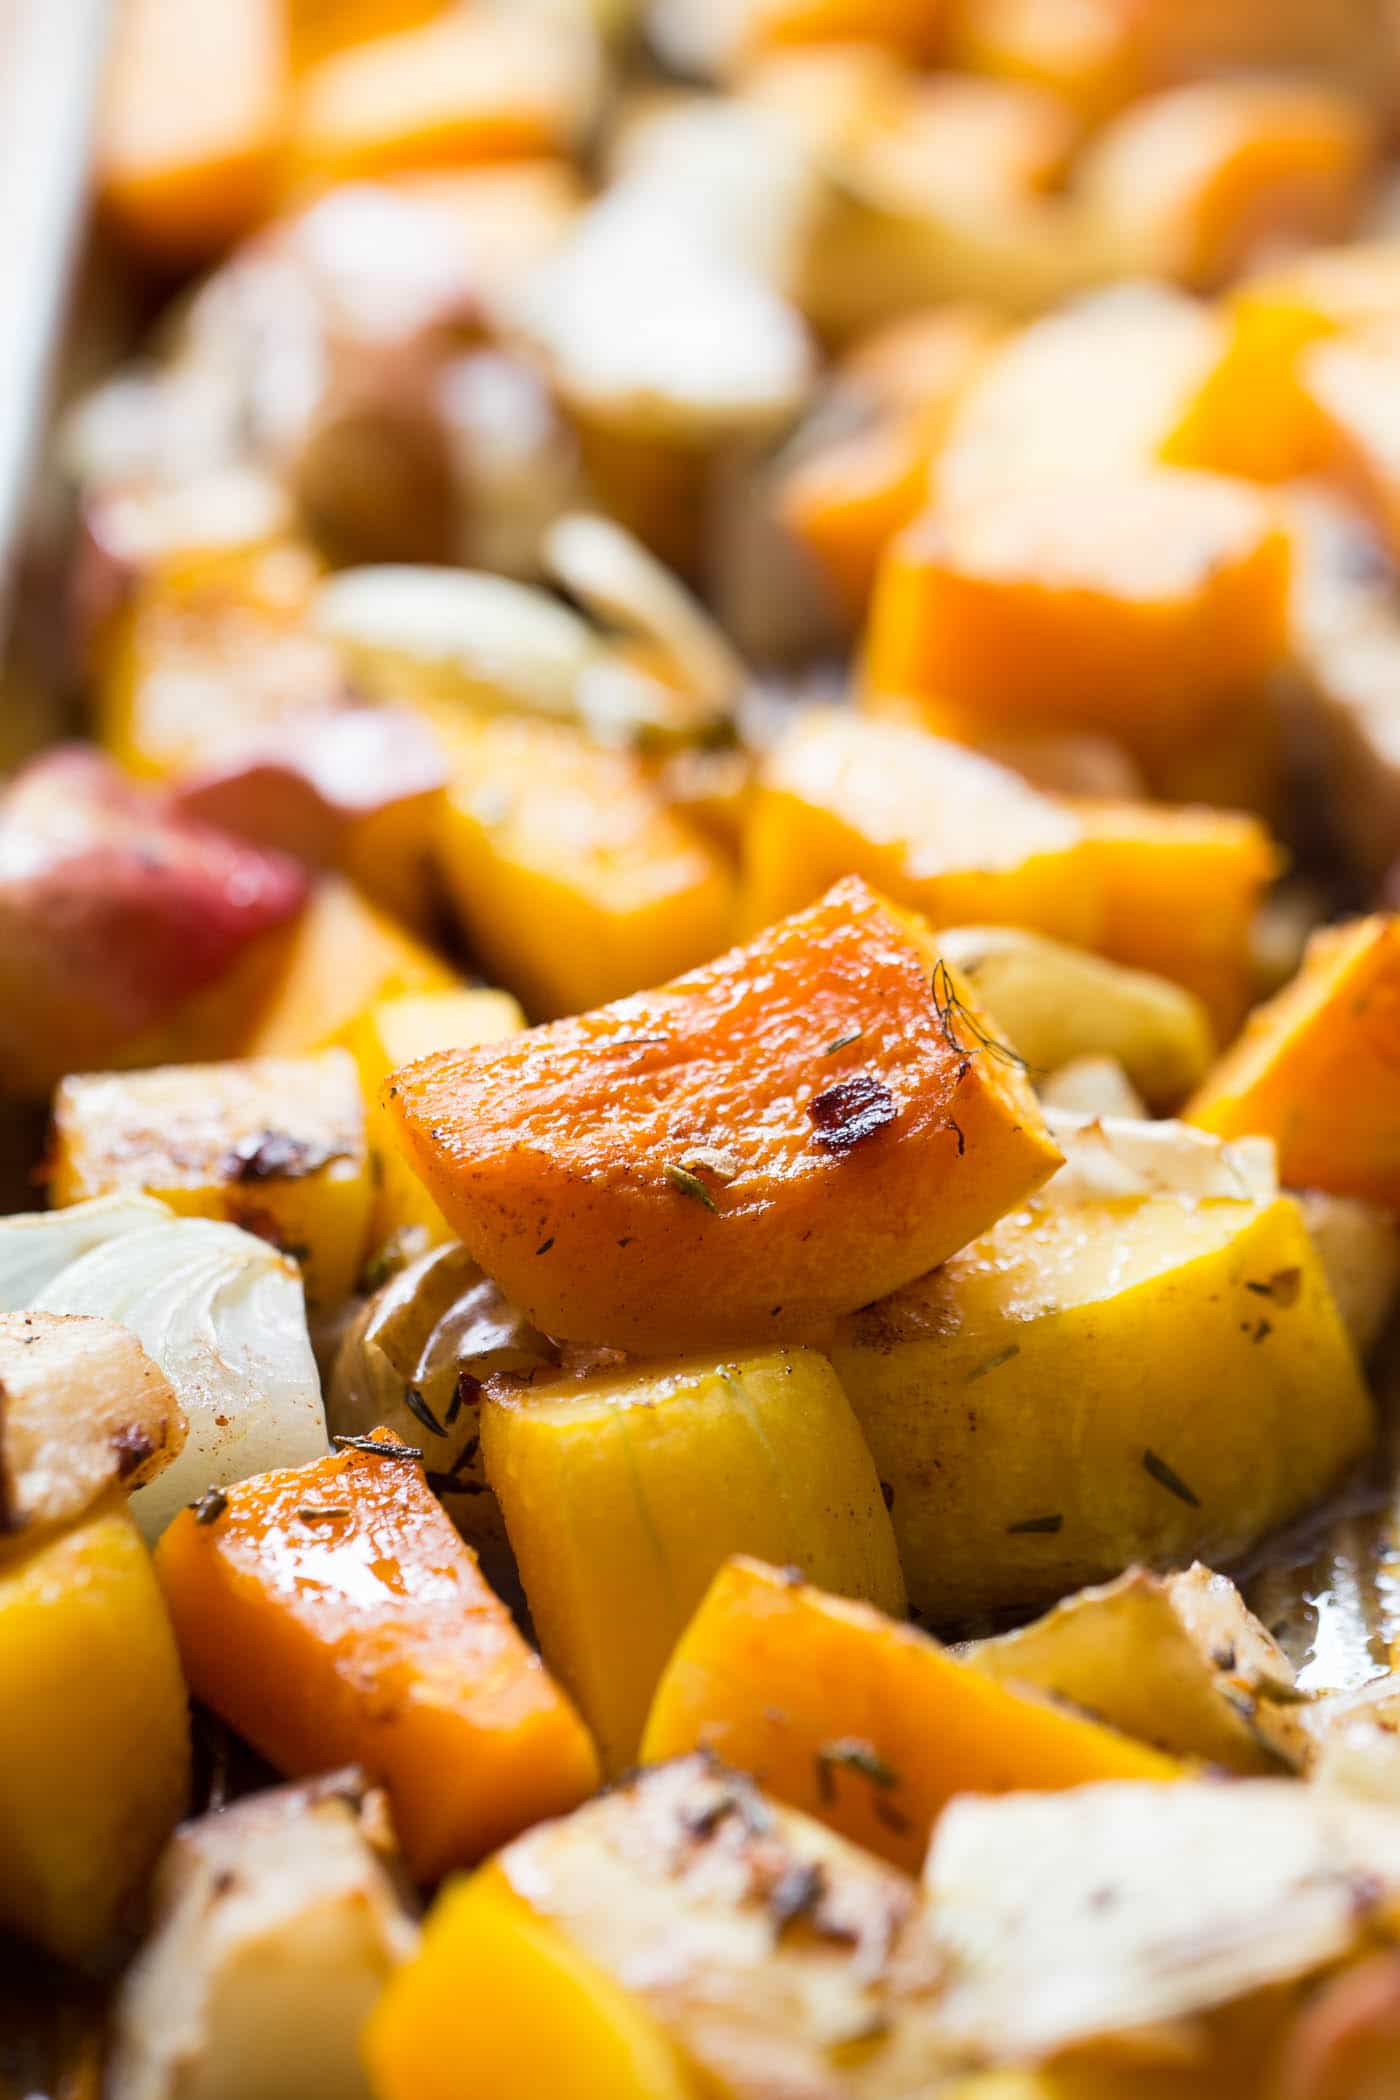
[
  {"x1": 111, "y1": 1423, "x2": 156, "y2": 1479},
  {"x1": 807, "y1": 1073, "x2": 897, "y2": 1153},
  {"x1": 224, "y1": 1130, "x2": 344, "y2": 1183}
]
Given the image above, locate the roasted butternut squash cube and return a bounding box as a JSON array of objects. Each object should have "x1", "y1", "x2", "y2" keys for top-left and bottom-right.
[
  {"x1": 1079, "y1": 79, "x2": 1375, "y2": 293},
  {"x1": 865, "y1": 469, "x2": 1292, "y2": 804},
  {"x1": 97, "y1": 0, "x2": 284, "y2": 263},
  {"x1": 642, "y1": 1557, "x2": 1178, "y2": 1873},
  {"x1": 1304, "y1": 329, "x2": 1400, "y2": 561},
  {"x1": 155, "y1": 1432, "x2": 599, "y2": 1884},
  {"x1": 1188, "y1": 915, "x2": 1400, "y2": 1209},
  {"x1": 0, "y1": 1497, "x2": 189, "y2": 1965},
  {"x1": 741, "y1": 0, "x2": 948, "y2": 61},
  {"x1": 98, "y1": 541, "x2": 337, "y2": 783},
  {"x1": 288, "y1": 11, "x2": 597, "y2": 189},
  {"x1": 1073, "y1": 798, "x2": 1281, "y2": 1042},
  {"x1": 49, "y1": 1051, "x2": 373, "y2": 1313},
  {"x1": 949, "y1": 0, "x2": 1142, "y2": 126},
  {"x1": 435, "y1": 717, "x2": 736, "y2": 1021},
  {"x1": 240, "y1": 877, "x2": 459, "y2": 1057},
  {"x1": 829, "y1": 1192, "x2": 1373, "y2": 1620},
  {"x1": 387, "y1": 875, "x2": 1062, "y2": 1350},
  {"x1": 1167, "y1": 242, "x2": 1400, "y2": 483},
  {"x1": 369, "y1": 1758, "x2": 949, "y2": 2100},
  {"x1": 366, "y1": 1864, "x2": 699, "y2": 2100},
  {"x1": 336, "y1": 988, "x2": 525, "y2": 1253},
  {"x1": 745, "y1": 710, "x2": 1102, "y2": 945},
  {"x1": 482, "y1": 1350, "x2": 904, "y2": 1773},
  {"x1": 931, "y1": 286, "x2": 1226, "y2": 514},
  {"x1": 284, "y1": 0, "x2": 450, "y2": 72}
]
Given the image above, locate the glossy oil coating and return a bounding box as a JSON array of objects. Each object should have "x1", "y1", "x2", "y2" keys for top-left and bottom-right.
[
  {"x1": 155, "y1": 1429, "x2": 599, "y2": 1881},
  {"x1": 386, "y1": 874, "x2": 1063, "y2": 1350}
]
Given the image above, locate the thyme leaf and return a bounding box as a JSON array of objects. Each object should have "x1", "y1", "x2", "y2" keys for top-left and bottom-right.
[{"x1": 1142, "y1": 1448, "x2": 1200, "y2": 1508}]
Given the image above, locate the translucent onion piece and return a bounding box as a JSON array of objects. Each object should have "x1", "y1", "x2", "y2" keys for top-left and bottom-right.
[
  {"x1": 1041, "y1": 1112, "x2": 1279, "y2": 1206},
  {"x1": 0, "y1": 1198, "x2": 327, "y2": 1539}
]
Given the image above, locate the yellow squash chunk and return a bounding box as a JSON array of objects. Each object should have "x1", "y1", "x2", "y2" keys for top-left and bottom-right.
[
  {"x1": 0, "y1": 1497, "x2": 189, "y2": 1965},
  {"x1": 288, "y1": 10, "x2": 595, "y2": 188},
  {"x1": 1167, "y1": 241, "x2": 1400, "y2": 483},
  {"x1": 864, "y1": 469, "x2": 1291, "y2": 805},
  {"x1": 1304, "y1": 329, "x2": 1400, "y2": 561},
  {"x1": 49, "y1": 1051, "x2": 373, "y2": 1313},
  {"x1": 1073, "y1": 798, "x2": 1281, "y2": 1043},
  {"x1": 387, "y1": 876, "x2": 1062, "y2": 1351},
  {"x1": 365, "y1": 1866, "x2": 701, "y2": 2100},
  {"x1": 934, "y1": 926, "x2": 1213, "y2": 1108},
  {"x1": 482, "y1": 1349, "x2": 905, "y2": 1773},
  {"x1": 97, "y1": 541, "x2": 336, "y2": 782},
  {"x1": 745, "y1": 709, "x2": 1102, "y2": 945},
  {"x1": 1188, "y1": 914, "x2": 1400, "y2": 1210},
  {"x1": 1079, "y1": 79, "x2": 1375, "y2": 292},
  {"x1": 370, "y1": 1757, "x2": 953, "y2": 2100},
  {"x1": 966, "y1": 1564, "x2": 1308, "y2": 1774},
  {"x1": 240, "y1": 877, "x2": 459, "y2": 1057},
  {"x1": 435, "y1": 716, "x2": 736, "y2": 1020},
  {"x1": 336, "y1": 988, "x2": 525, "y2": 1253},
  {"x1": 97, "y1": 0, "x2": 284, "y2": 264},
  {"x1": 829, "y1": 1192, "x2": 1374, "y2": 1620},
  {"x1": 642, "y1": 1557, "x2": 1178, "y2": 1874},
  {"x1": 930, "y1": 285, "x2": 1227, "y2": 515}
]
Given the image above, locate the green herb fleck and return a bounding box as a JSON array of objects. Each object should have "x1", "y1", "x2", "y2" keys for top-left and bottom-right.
[
  {"x1": 816, "y1": 1738, "x2": 899, "y2": 1792},
  {"x1": 402, "y1": 1385, "x2": 447, "y2": 1439},
  {"x1": 1007, "y1": 1512, "x2": 1063, "y2": 1535},
  {"x1": 191, "y1": 1487, "x2": 228, "y2": 1525},
  {"x1": 664, "y1": 1163, "x2": 720, "y2": 1212},
  {"x1": 298, "y1": 1506, "x2": 349, "y2": 1522},
  {"x1": 1142, "y1": 1448, "x2": 1200, "y2": 1508},
  {"x1": 822, "y1": 1029, "x2": 864, "y2": 1057},
  {"x1": 333, "y1": 1434, "x2": 423, "y2": 1462},
  {"x1": 931, "y1": 959, "x2": 1030, "y2": 1070},
  {"x1": 966, "y1": 1344, "x2": 1021, "y2": 1382}
]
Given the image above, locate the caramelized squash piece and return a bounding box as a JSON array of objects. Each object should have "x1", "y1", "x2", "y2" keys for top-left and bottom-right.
[
  {"x1": 155, "y1": 1431, "x2": 598, "y2": 1883},
  {"x1": 336, "y1": 989, "x2": 525, "y2": 1251},
  {"x1": 864, "y1": 469, "x2": 1291, "y2": 805},
  {"x1": 741, "y1": 0, "x2": 949, "y2": 62},
  {"x1": 931, "y1": 286, "x2": 1226, "y2": 514},
  {"x1": 288, "y1": 10, "x2": 596, "y2": 188},
  {"x1": 1167, "y1": 242, "x2": 1400, "y2": 483},
  {"x1": 1080, "y1": 78, "x2": 1375, "y2": 292},
  {"x1": 97, "y1": 0, "x2": 285, "y2": 263},
  {"x1": 98, "y1": 542, "x2": 337, "y2": 783},
  {"x1": 387, "y1": 875, "x2": 1062, "y2": 1350},
  {"x1": 482, "y1": 1351, "x2": 904, "y2": 1773},
  {"x1": 1073, "y1": 799, "x2": 1281, "y2": 1042},
  {"x1": 434, "y1": 716, "x2": 736, "y2": 1022},
  {"x1": 1188, "y1": 915, "x2": 1400, "y2": 1209},
  {"x1": 239, "y1": 877, "x2": 458, "y2": 1057},
  {"x1": 830, "y1": 1192, "x2": 1373, "y2": 1620},
  {"x1": 0, "y1": 1496, "x2": 189, "y2": 1965},
  {"x1": 369, "y1": 1757, "x2": 953, "y2": 2100},
  {"x1": 49, "y1": 1051, "x2": 372, "y2": 1312},
  {"x1": 642, "y1": 1557, "x2": 1178, "y2": 1874},
  {"x1": 781, "y1": 321, "x2": 993, "y2": 624},
  {"x1": 746, "y1": 709, "x2": 1102, "y2": 945}
]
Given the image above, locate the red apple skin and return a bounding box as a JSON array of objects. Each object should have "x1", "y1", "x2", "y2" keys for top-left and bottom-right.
[{"x1": 0, "y1": 746, "x2": 308, "y2": 1097}]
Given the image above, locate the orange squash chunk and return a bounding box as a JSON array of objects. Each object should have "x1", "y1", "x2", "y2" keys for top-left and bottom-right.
[
  {"x1": 642, "y1": 1558, "x2": 1180, "y2": 1873},
  {"x1": 745, "y1": 709, "x2": 1103, "y2": 945},
  {"x1": 155, "y1": 1431, "x2": 599, "y2": 1883},
  {"x1": 386, "y1": 875, "x2": 1061, "y2": 1352},
  {"x1": 97, "y1": 0, "x2": 285, "y2": 264},
  {"x1": 288, "y1": 12, "x2": 592, "y2": 189},
  {"x1": 742, "y1": 0, "x2": 949, "y2": 61},
  {"x1": 780, "y1": 308, "x2": 999, "y2": 624},
  {"x1": 1188, "y1": 915, "x2": 1400, "y2": 1209},
  {"x1": 1079, "y1": 79, "x2": 1375, "y2": 293},
  {"x1": 239, "y1": 876, "x2": 458, "y2": 1057},
  {"x1": 1304, "y1": 329, "x2": 1400, "y2": 562},
  {"x1": 1075, "y1": 799, "x2": 1281, "y2": 1043},
  {"x1": 864, "y1": 469, "x2": 1291, "y2": 800}
]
